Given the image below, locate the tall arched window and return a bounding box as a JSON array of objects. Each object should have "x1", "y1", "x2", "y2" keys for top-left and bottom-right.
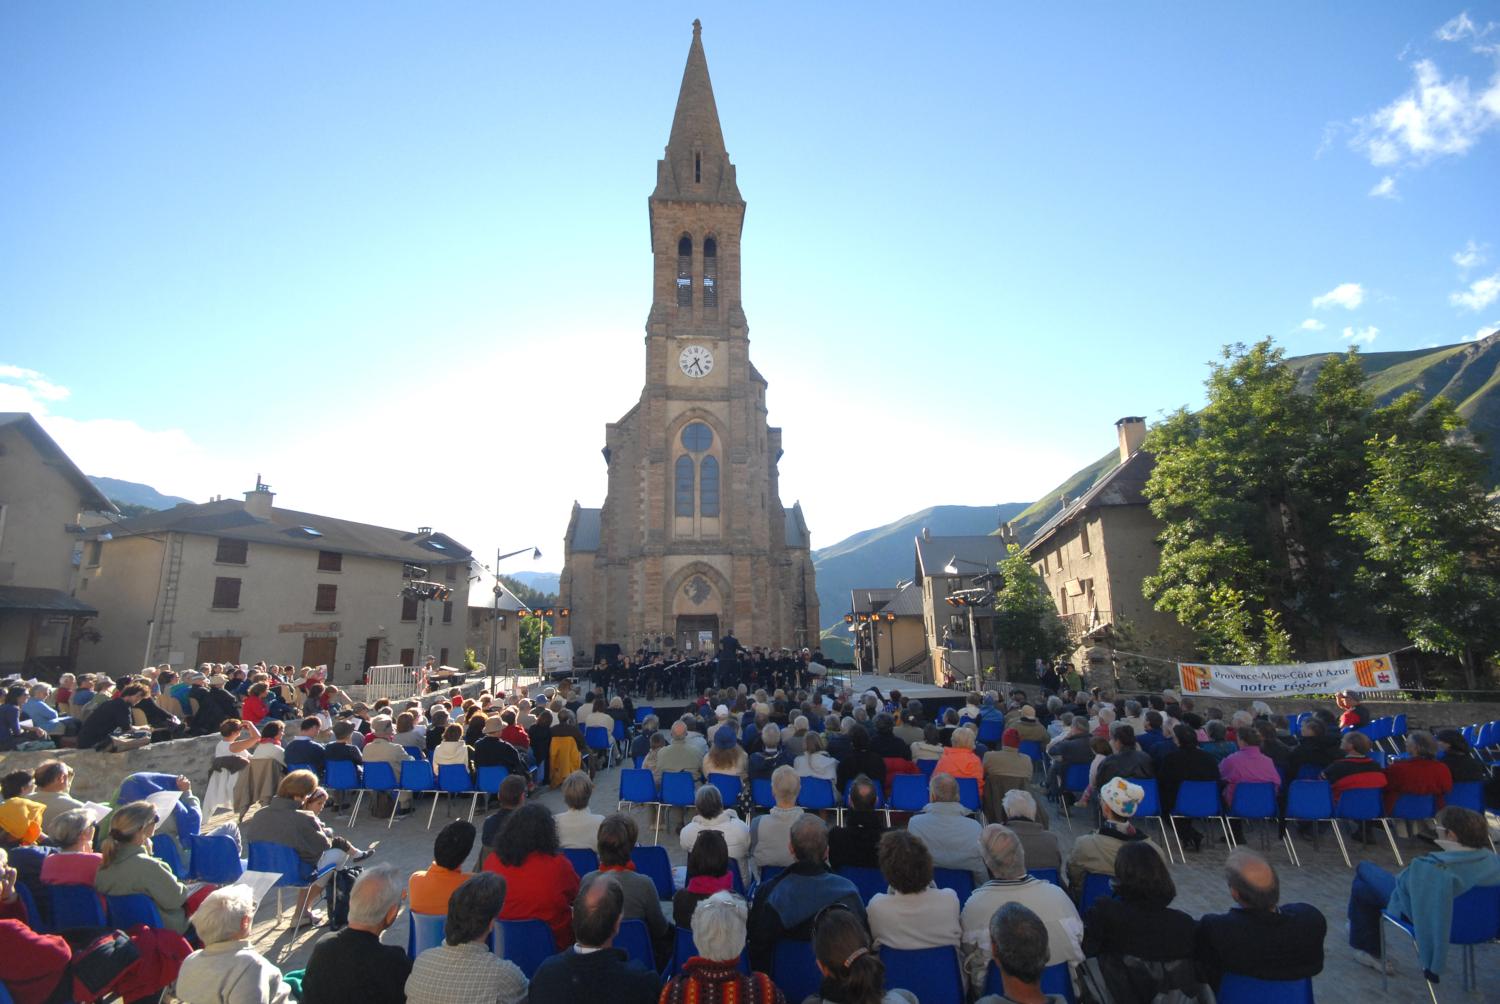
[
  {"x1": 675, "y1": 455, "x2": 695, "y2": 516},
  {"x1": 702, "y1": 237, "x2": 718, "y2": 309},
  {"x1": 700, "y1": 456, "x2": 720, "y2": 517},
  {"x1": 676, "y1": 235, "x2": 693, "y2": 307}
]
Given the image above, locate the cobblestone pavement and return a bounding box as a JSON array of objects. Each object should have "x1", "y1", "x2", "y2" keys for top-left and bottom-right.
[{"x1": 239, "y1": 764, "x2": 1500, "y2": 1002}]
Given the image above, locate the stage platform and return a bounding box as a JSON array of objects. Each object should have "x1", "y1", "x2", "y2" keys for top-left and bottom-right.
[{"x1": 517, "y1": 671, "x2": 968, "y2": 722}]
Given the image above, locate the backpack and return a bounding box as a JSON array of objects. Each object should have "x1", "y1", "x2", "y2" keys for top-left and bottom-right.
[
  {"x1": 64, "y1": 928, "x2": 140, "y2": 1004},
  {"x1": 325, "y1": 865, "x2": 362, "y2": 929},
  {"x1": 1077, "y1": 955, "x2": 1217, "y2": 1004}
]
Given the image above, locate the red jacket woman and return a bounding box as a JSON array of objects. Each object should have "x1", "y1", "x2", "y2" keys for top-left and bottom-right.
[{"x1": 481, "y1": 802, "x2": 580, "y2": 948}]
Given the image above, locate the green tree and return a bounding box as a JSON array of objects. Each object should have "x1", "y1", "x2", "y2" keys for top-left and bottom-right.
[
  {"x1": 1144, "y1": 341, "x2": 1372, "y2": 661},
  {"x1": 519, "y1": 615, "x2": 552, "y2": 671},
  {"x1": 991, "y1": 544, "x2": 1070, "y2": 674},
  {"x1": 1337, "y1": 395, "x2": 1500, "y2": 690},
  {"x1": 500, "y1": 575, "x2": 557, "y2": 610}
]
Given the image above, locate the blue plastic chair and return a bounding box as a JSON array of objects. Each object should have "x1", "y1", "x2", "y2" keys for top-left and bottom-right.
[
  {"x1": 618, "y1": 768, "x2": 661, "y2": 834},
  {"x1": 955, "y1": 776, "x2": 981, "y2": 813},
  {"x1": 1381, "y1": 882, "x2": 1500, "y2": 995},
  {"x1": 837, "y1": 865, "x2": 887, "y2": 903},
  {"x1": 1224, "y1": 781, "x2": 1279, "y2": 851},
  {"x1": 13, "y1": 882, "x2": 42, "y2": 930},
  {"x1": 772, "y1": 939, "x2": 822, "y2": 1003},
  {"x1": 797, "y1": 776, "x2": 840, "y2": 823},
  {"x1": 562, "y1": 847, "x2": 599, "y2": 879},
  {"x1": 1041, "y1": 962, "x2": 1077, "y2": 1003},
  {"x1": 474, "y1": 764, "x2": 508, "y2": 799},
  {"x1": 1168, "y1": 779, "x2": 1230, "y2": 849},
  {"x1": 917, "y1": 758, "x2": 939, "y2": 779},
  {"x1": 1079, "y1": 872, "x2": 1115, "y2": 914},
  {"x1": 407, "y1": 912, "x2": 446, "y2": 958},
  {"x1": 1216, "y1": 973, "x2": 1314, "y2": 1003},
  {"x1": 879, "y1": 945, "x2": 964, "y2": 1002},
  {"x1": 756, "y1": 864, "x2": 784, "y2": 892},
  {"x1": 1283, "y1": 780, "x2": 1346, "y2": 867},
  {"x1": 976, "y1": 719, "x2": 1003, "y2": 745},
  {"x1": 326, "y1": 758, "x2": 361, "y2": 804},
  {"x1": 658, "y1": 771, "x2": 698, "y2": 843},
  {"x1": 634, "y1": 706, "x2": 656, "y2": 725},
  {"x1": 933, "y1": 867, "x2": 974, "y2": 900},
  {"x1": 1060, "y1": 762, "x2": 1092, "y2": 827},
  {"x1": 106, "y1": 893, "x2": 163, "y2": 929},
  {"x1": 285, "y1": 761, "x2": 318, "y2": 780},
  {"x1": 707, "y1": 772, "x2": 743, "y2": 809},
  {"x1": 186, "y1": 833, "x2": 244, "y2": 883},
  {"x1": 152, "y1": 834, "x2": 187, "y2": 879},
  {"x1": 631, "y1": 845, "x2": 675, "y2": 900},
  {"x1": 429, "y1": 763, "x2": 477, "y2": 828},
  {"x1": 0, "y1": 976, "x2": 13, "y2": 1004},
  {"x1": 889, "y1": 773, "x2": 928, "y2": 814},
  {"x1": 396, "y1": 759, "x2": 435, "y2": 829},
  {"x1": 50, "y1": 883, "x2": 106, "y2": 929},
  {"x1": 1131, "y1": 778, "x2": 1174, "y2": 860},
  {"x1": 497, "y1": 918, "x2": 557, "y2": 978},
  {"x1": 1383, "y1": 794, "x2": 1438, "y2": 866},
  {"x1": 585, "y1": 726, "x2": 613, "y2": 770},
  {"x1": 1028, "y1": 867, "x2": 1061, "y2": 887},
  {"x1": 351, "y1": 761, "x2": 399, "y2": 828},
  {"x1": 402, "y1": 745, "x2": 426, "y2": 761},
  {"x1": 727, "y1": 859, "x2": 747, "y2": 896},
  {"x1": 751, "y1": 777, "x2": 775, "y2": 811},
  {"x1": 247, "y1": 840, "x2": 336, "y2": 948},
  {"x1": 614, "y1": 918, "x2": 656, "y2": 972}
]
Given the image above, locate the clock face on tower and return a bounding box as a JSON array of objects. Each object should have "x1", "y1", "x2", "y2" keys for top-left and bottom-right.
[{"x1": 678, "y1": 344, "x2": 714, "y2": 378}]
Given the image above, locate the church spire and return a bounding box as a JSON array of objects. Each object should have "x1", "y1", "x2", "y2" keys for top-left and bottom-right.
[{"x1": 653, "y1": 19, "x2": 741, "y2": 204}]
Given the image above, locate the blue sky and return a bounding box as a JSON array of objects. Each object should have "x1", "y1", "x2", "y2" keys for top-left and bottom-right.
[{"x1": 3, "y1": 3, "x2": 1499, "y2": 571}]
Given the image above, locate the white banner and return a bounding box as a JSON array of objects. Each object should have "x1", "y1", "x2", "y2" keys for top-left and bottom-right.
[{"x1": 1176, "y1": 653, "x2": 1399, "y2": 698}]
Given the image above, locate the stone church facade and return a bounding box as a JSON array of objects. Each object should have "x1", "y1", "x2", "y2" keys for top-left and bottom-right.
[{"x1": 560, "y1": 22, "x2": 820, "y2": 660}]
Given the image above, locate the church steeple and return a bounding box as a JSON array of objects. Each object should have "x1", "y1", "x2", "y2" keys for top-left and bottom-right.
[{"x1": 653, "y1": 20, "x2": 742, "y2": 205}]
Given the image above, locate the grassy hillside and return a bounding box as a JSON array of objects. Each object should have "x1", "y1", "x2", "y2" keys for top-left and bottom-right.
[
  {"x1": 89, "y1": 476, "x2": 191, "y2": 511},
  {"x1": 1002, "y1": 449, "x2": 1120, "y2": 546},
  {"x1": 1287, "y1": 332, "x2": 1500, "y2": 485},
  {"x1": 811, "y1": 503, "x2": 1027, "y2": 629}
]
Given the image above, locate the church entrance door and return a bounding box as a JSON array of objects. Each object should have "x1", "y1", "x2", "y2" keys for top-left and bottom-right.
[{"x1": 676, "y1": 615, "x2": 718, "y2": 654}]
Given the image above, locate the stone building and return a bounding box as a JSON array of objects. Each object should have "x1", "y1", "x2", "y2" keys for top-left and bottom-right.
[
  {"x1": 0, "y1": 413, "x2": 117, "y2": 675},
  {"x1": 560, "y1": 23, "x2": 819, "y2": 660},
  {"x1": 1020, "y1": 417, "x2": 1197, "y2": 672},
  {"x1": 847, "y1": 584, "x2": 926, "y2": 677},
  {"x1": 914, "y1": 532, "x2": 1009, "y2": 688},
  {"x1": 77, "y1": 480, "x2": 471, "y2": 685}
]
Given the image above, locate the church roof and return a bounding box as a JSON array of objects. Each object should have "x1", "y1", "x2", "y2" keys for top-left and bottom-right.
[
  {"x1": 652, "y1": 20, "x2": 742, "y2": 205},
  {"x1": 567, "y1": 506, "x2": 602, "y2": 552}
]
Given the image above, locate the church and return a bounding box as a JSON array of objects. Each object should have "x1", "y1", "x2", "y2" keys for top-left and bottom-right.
[{"x1": 560, "y1": 22, "x2": 820, "y2": 661}]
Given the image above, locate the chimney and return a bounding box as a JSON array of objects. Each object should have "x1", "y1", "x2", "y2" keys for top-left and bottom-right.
[
  {"x1": 1116, "y1": 416, "x2": 1146, "y2": 463},
  {"x1": 921, "y1": 527, "x2": 930, "y2": 541},
  {"x1": 417, "y1": 526, "x2": 433, "y2": 536},
  {"x1": 243, "y1": 475, "x2": 274, "y2": 519}
]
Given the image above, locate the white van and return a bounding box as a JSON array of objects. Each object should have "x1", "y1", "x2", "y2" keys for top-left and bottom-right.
[{"x1": 542, "y1": 636, "x2": 575, "y2": 676}]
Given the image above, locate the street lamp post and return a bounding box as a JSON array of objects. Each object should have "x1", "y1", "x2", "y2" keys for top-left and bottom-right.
[{"x1": 484, "y1": 546, "x2": 541, "y2": 695}]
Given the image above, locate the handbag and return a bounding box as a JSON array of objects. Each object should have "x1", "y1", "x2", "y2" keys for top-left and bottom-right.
[{"x1": 106, "y1": 729, "x2": 151, "y2": 753}]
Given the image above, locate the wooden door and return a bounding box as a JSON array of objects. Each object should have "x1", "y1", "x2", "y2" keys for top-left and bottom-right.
[
  {"x1": 196, "y1": 636, "x2": 242, "y2": 665},
  {"x1": 301, "y1": 636, "x2": 337, "y2": 670},
  {"x1": 363, "y1": 637, "x2": 382, "y2": 671}
]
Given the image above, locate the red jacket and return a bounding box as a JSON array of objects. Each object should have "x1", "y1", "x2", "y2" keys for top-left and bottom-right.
[
  {"x1": 484, "y1": 851, "x2": 579, "y2": 948},
  {"x1": 0, "y1": 918, "x2": 71, "y2": 1004},
  {"x1": 1383, "y1": 757, "x2": 1452, "y2": 814},
  {"x1": 241, "y1": 695, "x2": 269, "y2": 724}
]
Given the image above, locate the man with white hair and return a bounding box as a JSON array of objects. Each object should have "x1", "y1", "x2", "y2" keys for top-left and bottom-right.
[
  {"x1": 907, "y1": 773, "x2": 987, "y2": 888},
  {"x1": 1000, "y1": 789, "x2": 1061, "y2": 871},
  {"x1": 176, "y1": 885, "x2": 291, "y2": 1004},
  {"x1": 659, "y1": 891, "x2": 780, "y2": 1003},
  {"x1": 961, "y1": 824, "x2": 1083, "y2": 990},
  {"x1": 301, "y1": 865, "x2": 411, "y2": 1004},
  {"x1": 748, "y1": 765, "x2": 803, "y2": 872},
  {"x1": 658, "y1": 721, "x2": 705, "y2": 780}
]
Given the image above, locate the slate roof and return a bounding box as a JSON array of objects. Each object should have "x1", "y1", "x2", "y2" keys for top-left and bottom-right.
[
  {"x1": 913, "y1": 534, "x2": 1009, "y2": 582},
  {"x1": 567, "y1": 507, "x2": 603, "y2": 553},
  {"x1": 0, "y1": 413, "x2": 116, "y2": 513},
  {"x1": 850, "y1": 587, "x2": 900, "y2": 614},
  {"x1": 0, "y1": 585, "x2": 97, "y2": 616},
  {"x1": 849, "y1": 582, "x2": 922, "y2": 617},
  {"x1": 88, "y1": 498, "x2": 469, "y2": 566},
  {"x1": 1023, "y1": 450, "x2": 1154, "y2": 554}
]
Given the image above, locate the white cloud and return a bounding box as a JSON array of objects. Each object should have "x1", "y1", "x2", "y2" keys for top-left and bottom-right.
[
  {"x1": 1342, "y1": 325, "x2": 1379, "y2": 345},
  {"x1": 1312, "y1": 282, "x2": 1366, "y2": 310},
  {"x1": 1351, "y1": 57, "x2": 1500, "y2": 168},
  {"x1": 1465, "y1": 320, "x2": 1500, "y2": 341},
  {"x1": 1368, "y1": 175, "x2": 1399, "y2": 198},
  {"x1": 1451, "y1": 272, "x2": 1500, "y2": 310},
  {"x1": 1453, "y1": 239, "x2": 1488, "y2": 270},
  {"x1": 0, "y1": 365, "x2": 71, "y2": 403},
  {"x1": 1299, "y1": 318, "x2": 1326, "y2": 332},
  {"x1": 1436, "y1": 12, "x2": 1481, "y2": 42}
]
